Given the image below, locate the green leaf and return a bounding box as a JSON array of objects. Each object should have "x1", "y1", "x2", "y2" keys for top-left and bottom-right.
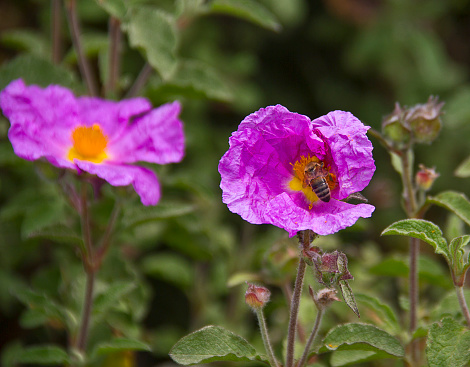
[
  {"x1": 1, "y1": 30, "x2": 49, "y2": 57},
  {"x1": 93, "y1": 281, "x2": 137, "y2": 317},
  {"x1": 455, "y1": 155, "x2": 470, "y2": 178},
  {"x1": 15, "y1": 289, "x2": 67, "y2": 326},
  {"x1": 0, "y1": 54, "x2": 80, "y2": 90},
  {"x1": 322, "y1": 323, "x2": 404, "y2": 366},
  {"x1": 431, "y1": 289, "x2": 470, "y2": 321},
  {"x1": 27, "y1": 224, "x2": 83, "y2": 246},
  {"x1": 209, "y1": 0, "x2": 281, "y2": 32},
  {"x1": 449, "y1": 235, "x2": 470, "y2": 277},
  {"x1": 169, "y1": 325, "x2": 265, "y2": 365},
  {"x1": 428, "y1": 191, "x2": 470, "y2": 227},
  {"x1": 141, "y1": 253, "x2": 194, "y2": 290},
  {"x1": 14, "y1": 345, "x2": 69, "y2": 365},
  {"x1": 426, "y1": 317, "x2": 470, "y2": 367},
  {"x1": 93, "y1": 338, "x2": 151, "y2": 356},
  {"x1": 381, "y1": 219, "x2": 450, "y2": 261},
  {"x1": 122, "y1": 201, "x2": 195, "y2": 228},
  {"x1": 162, "y1": 59, "x2": 233, "y2": 102},
  {"x1": 125, "y1": 7, "x2": 177, "y2": 81},
  {"x1": 339, "y1": 280, "x2": 360, "y2": 318},
  {"x1": 93, "y1": 0, "x2": 127, "y2": 19},
  {"x1": 369, "y1": 258, "x2": 408, "y2": 277},
  {"x1": 355, "y1": 294, "x2": 400, "y2": 334}
]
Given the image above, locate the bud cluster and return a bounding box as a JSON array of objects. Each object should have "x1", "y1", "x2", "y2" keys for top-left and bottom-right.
[{"x1": 382, "y1": 96, "x2": 444, "y2": 148}]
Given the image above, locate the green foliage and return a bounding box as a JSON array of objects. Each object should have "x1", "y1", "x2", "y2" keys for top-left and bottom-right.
[
  {"x1": 426, "y1": 317, "x2": 470, "y2": 367},
  {"x1": 427, "y1": 191, "x2": 470, "y2": 227},
  {"x1": 169, "y1": 325, "x2": 267, "y2": 365},
  {"x1": 321, "y1": 323, "x2": 404, "y2": 366},
  {"x1": 5, "y1": 345, "x2": 70, "y2": 366}
]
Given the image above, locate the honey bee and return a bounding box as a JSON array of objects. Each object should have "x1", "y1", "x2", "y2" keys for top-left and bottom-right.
[{"x1": 303, "y1": 161, "x2": 331, "y2": 202}]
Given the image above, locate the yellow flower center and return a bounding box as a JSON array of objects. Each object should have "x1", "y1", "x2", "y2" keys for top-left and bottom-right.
[
  {"x1": 289, "y1": 155, "x2": 337, "y2": 207},
  {"x1": 67, "y1": 124, "x2": 108, "y2": 163}
]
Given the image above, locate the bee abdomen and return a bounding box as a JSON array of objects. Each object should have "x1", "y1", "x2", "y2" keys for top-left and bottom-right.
[{"x1": 310, "y1": 177, "x2": 331, "y2": 202}]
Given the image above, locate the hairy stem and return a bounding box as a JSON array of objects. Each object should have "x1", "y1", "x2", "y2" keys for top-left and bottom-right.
[
  {"x1": 297, "y1": 309, "x2": 324, "y2": 367},
  {"x1": 125, "y1": 62, "x2": 153, "y2": 98},
  {"x1": 456, "y1": 284, "x2": 470, "y2": 327},
  {"x1": 75, "y1": 182, "x2": 95, "y2": 354},
  {"x1": 65, "y1": 0, "x2": 98, "y2": 96},
  {"x1": 285, "y1": 258, "x2": 307, "y2": 367},
  {"x1": 256, "y1": 308, "x2": 280, "y2": 367},
  {"x1": 105, "y1": 16, "x2": 122, "y2": 97},
  {"x1": 51, "y1": 0, "x2": 62, "y2": 64}
]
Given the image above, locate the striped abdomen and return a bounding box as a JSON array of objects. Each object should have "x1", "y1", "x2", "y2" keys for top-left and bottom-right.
[{"x1": 310, "y1": 177, "x2": 331, "y2": 202}]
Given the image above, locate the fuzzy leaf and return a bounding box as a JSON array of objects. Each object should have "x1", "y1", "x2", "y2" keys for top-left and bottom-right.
[
  {"x1": 428, "y1": 191, "x2": 470, "y2": 227},
  {"x1": 426, "y1": 317, "x2": 470, "y2": 367},
  {"x1": 322, "y1": 323, "x2": 404, "y2": 366},
  {"x1": 381, "y1": 219, "x2": 450, "y2": 260},
  {"x1": 448, "y1": 235, "x2": 470, "y2": 276},
  {"x1": 93, "y1": 338, "x2": 151, "y2": 356},
  {"x1": 169, "y1": 325, "x2": 265, "y2": 365},
  {"x1": 355, "y1": 294, "x2": 400, "y2": 334},
  {"x1": 122, "y1": 202, "x2": 195, "y2": 227},
  {"x1": 455, "y1": 155, "x2": 470, "y2": 178},
  {"x1": 13, "y1": 345, "x2": 69, "y2": 365},
  {"x1": 27, "y1": 224, "x2": 83, "y2": 246},
  {"x1": 0, "y1": 54, "x2": 79, "y2": 90},
  {"x1": 209, "y1": 0, "x2": 281, "y2": 32},
  {"x1": 125, "y1": 7, "x2": 177, "y2": 80},
  {"x1": 93, "y1": 281, "x2": 137, "y2": 317},
  {"x1": 339, "y1": 281, "x2": 360, "y2": 318}
]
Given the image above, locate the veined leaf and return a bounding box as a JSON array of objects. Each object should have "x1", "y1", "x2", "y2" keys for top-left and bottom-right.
[
  {"x1": 381, "y1": 219, "x2": 450, "y2": 261},
  {"x1": 209, "y1": 0, "x2": 281, "y2": 32},
  {"x1": 93, "y1": 338, "x2": 151, "y2": 356},
  {"x1": 125, "y1": 7, "x2": 178, "y2": 81},
  {"x1": 428, "y1": 191, "x2": 470, "y2": 227},
  {"x1": 426, "y1": 317, "x2": 470, "y2": 367},
  {"x1": 322, "y1": 323, "x2": 404, "y2": 366},
  {"x1": 169, "y1": 325, "x2": 266, "y2": 365}
]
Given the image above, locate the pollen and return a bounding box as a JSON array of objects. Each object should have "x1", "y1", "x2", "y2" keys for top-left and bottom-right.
[
  {"x1": 68, "y1": 124, "x2": 108, "y2": 163},
  {"x1": 288, "y1": 154, "x2": 337, "y2": 206}
]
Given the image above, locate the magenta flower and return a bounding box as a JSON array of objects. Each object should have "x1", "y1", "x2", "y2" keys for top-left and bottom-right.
[
  {"x1": 0, "y1": 79, "x2": 184, "y2": 206},
  {"x1": 218, "y1": 105, "x2": 375, "y2": 236}
]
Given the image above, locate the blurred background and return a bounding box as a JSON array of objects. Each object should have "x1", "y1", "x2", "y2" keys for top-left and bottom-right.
[{"x1": 1, "y1": 0, "x2": 470, "y2": 366}]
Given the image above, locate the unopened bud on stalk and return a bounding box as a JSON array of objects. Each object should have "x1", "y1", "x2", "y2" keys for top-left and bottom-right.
[
  {"x1": 416, "y1": 164, "x2": 439, "y2": 191},
  {"x1": 406, "y1": 96, "x2": 444, "y2": 144},
  {"x1": 245, "y1": 283, "x2": 270, "y2": 310},
  {"x1": 382, "y1": 102, "x2": 411, "y2": 147}
]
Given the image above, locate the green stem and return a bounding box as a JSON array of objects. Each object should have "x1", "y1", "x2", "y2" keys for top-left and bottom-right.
[
  {"x1": 75, "y1": 182, "x2": 95, "y2": 354},
  {"x1": 455, "y1": 284, "x2": 470, "y2": 327},
  {"x1": 297, "y1": 309, "x2": 324, "y2": 367},
  {"x1": 285, "y1": 258, "x2": 307, "y2": 367},
  {"x1": 256, "y1": 308, "x2": 280, "y2": 367},
  {"x1": 65, "y1": 0, "x2": 98, "y2": 96},
  {"x1": 51, "y1": 0, "x2": 62, "y2": 64},
  {"x1": 105, "y1": 16, "x2": 122, "y2": 97}
]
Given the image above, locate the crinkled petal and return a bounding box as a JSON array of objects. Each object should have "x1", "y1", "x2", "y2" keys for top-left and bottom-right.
[
  {"x1": 0, "y1": 79, "x2": 79, "y2": 163},
  {"x1": 219, "y1": 105, "x2": 376, "y2": 236},
  {"x1": 74, "y1": 160, "x2": 161, "y2": 205},
  {"x1": 109, "y1": 101, "x2": 184, "y2": 164},
  {"x1": 76, "y1": 96, "x2": 152, "y2": 139},
  {"x1": 312, "y1": 111, "x2": 375, "y2": 199}
]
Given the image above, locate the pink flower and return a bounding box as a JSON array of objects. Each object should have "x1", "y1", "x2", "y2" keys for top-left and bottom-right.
[
  {"x1": 218, "y1": 105, "x2": 375, "y2": 236},
  {"x1": 0, "y1": 79, "x2": 185, "y2": 205}
]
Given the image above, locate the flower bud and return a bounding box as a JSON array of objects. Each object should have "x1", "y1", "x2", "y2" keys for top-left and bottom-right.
[
  {"x1": 416, "y1": 164, "x2": 439, "y2": 191},
  {"x1": 405, "y1": 96, "x2": 444, "y2": 144},
  {"x1": 382, "y1": 103, "x2": 411, "y2": 147},
  {"x1": 309, "y1": 286, "x2": 341, "y2": 310},
  {"x1": 245, "y1": 283, "x2": 270, "y2": 309}
]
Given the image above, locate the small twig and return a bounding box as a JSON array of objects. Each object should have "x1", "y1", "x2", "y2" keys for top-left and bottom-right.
[
  {"x1": 65, "y1": 0, "x2": 98, "y2": 96},
  {"x1": 256, "y1": 308, "x2": 280, "y2": 367},
  {"x1": 75, "y1": 182, "x2": 95, "y2": 353},
  {"x1": 367, "y1": 128, "x2": 401, "y2": 155},
  {"x1": 297, "y1": 309, "x2": 324, "y2": 367},
  {"x1": 125, "y1": 62, "x2": 153, "y2": 98},
  {"x1": 51, "y1": 0, "x2": 62, "y2": 64},
  {"x1": 105, "y1": 16, "x2": 122, "y2": 97}
]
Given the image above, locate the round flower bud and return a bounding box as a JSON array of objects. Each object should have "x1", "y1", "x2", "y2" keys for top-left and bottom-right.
[
  {"x1": 416, "y1": 164, "x2": 439, "y2": 191},
  {"x1": 405, "y1": 96, "x2": 444, "y2": 144},
  {"x1": 245, "y1": 283, "x2": 271, "y2": 309}
]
